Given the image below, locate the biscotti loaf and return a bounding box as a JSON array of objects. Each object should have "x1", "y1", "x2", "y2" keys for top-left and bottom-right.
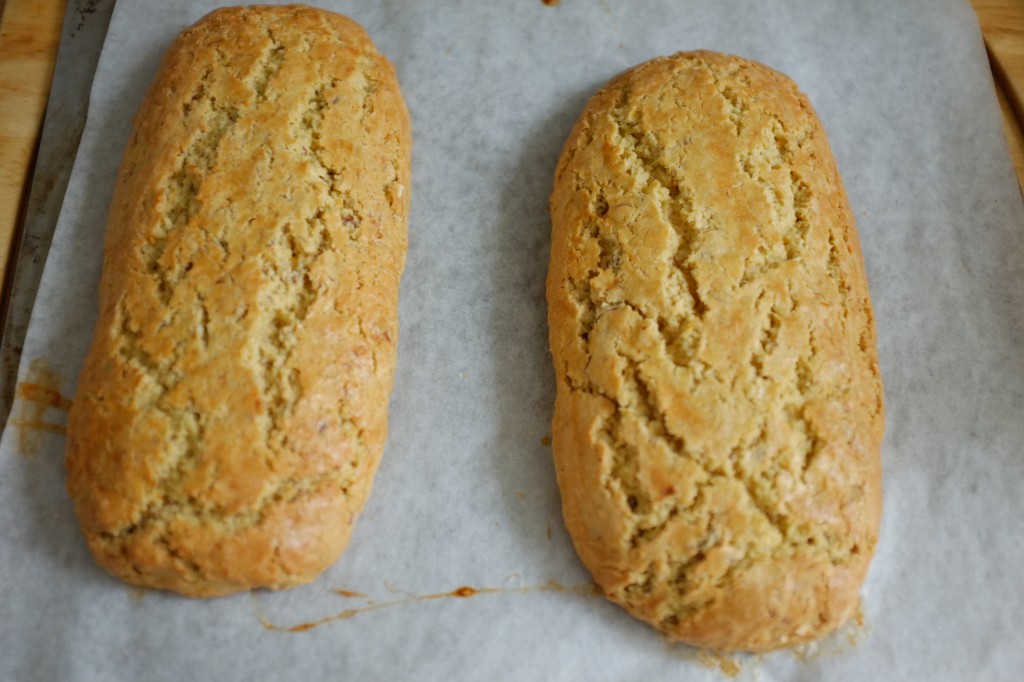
[
  {"x1": 65, "y1": 5, "x2": 410, "y2": 597},
  {"x1": 547, "y1": 51, "x2": 883, "y2": 651}
]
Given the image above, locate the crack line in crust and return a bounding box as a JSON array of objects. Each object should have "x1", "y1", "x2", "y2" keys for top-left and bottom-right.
[
  {"x1": 556, "y1": 56, "x2": 874, "y2": 620},
  {"x1": 106, "y1": 20, "x2": 383, "y2": 561}
]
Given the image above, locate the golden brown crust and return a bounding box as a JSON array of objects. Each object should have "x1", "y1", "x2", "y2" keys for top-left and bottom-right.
[
  {"x1": 65, "y1": 5, "x2": 410, "y2": 597},
  {"x1": 547, "y1": 51, "x2": 883, "y2": 651}
]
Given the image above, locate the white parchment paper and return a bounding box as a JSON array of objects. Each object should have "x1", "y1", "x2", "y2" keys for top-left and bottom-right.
[{"x1": 2, "y1": 0, "x2": 1023, "y2": 679}]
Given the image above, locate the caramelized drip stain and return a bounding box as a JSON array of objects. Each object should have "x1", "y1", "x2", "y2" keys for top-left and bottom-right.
[
  {"x1": 13, "y1": 359, "x2": 72, "y2": 456},
  {"x1": 18, "y1": 382, "x2": 73, "y2": 410},
  {"x1": 257, "y1": 580, "x2": 601, "y2": 634},
  {"x1": 9, "y1": 419, "x2": 65, "y2": 438}
]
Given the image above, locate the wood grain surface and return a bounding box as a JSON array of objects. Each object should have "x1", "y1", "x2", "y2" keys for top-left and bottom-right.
[
  {"x1": 975, "y1": 0, "x2": 1024, "y2": 186},
  {"x1": 0, "y1": 0, "x2": 1021, "y2": 318},
  {"x1": 0, "y1": 0, "x2": 66, "y2": 293}
]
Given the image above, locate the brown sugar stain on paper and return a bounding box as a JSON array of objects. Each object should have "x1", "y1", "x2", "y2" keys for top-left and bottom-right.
[
  {"x1": 257, "y1": 580, "x2": 602, "y2": 634},
  {"x1": 10, "y1": 358, "x2": 72, "y2": 456}
]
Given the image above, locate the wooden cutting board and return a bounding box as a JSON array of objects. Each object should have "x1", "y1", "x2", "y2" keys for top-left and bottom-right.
[
  {"x1": 977, "y1": 0, "x2": 1024, "y2": 184},
  {"x1": 0, "y1": 0, "x2": 1022, "y2": 311},
  {"x1": 0, "y1": 0, "x2": 66, "y2": 288}
]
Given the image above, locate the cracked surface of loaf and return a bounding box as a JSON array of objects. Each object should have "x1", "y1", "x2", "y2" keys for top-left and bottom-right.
[
  {"x1": 65, "y1": 5, "x2": 410, "y2": 597},
  {"x1": 547, "y1": 51, "x2": 883, "y2": 651}
]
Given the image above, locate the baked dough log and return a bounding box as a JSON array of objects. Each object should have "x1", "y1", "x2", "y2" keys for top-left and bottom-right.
[
  {"x1": 65, "y1": 5, "x2": 410, "y2": 597},
  {"x1": 547, "y1": 51, "x2": 883, "y2": 651}
]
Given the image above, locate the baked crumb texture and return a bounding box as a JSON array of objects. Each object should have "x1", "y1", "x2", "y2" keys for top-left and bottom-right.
[
  {"x1": 547, "y1": 51, "x2": 883, "y2": 652},
  {"x1": 65, "y1": 5, "x2": 410, "y2": 597}
]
